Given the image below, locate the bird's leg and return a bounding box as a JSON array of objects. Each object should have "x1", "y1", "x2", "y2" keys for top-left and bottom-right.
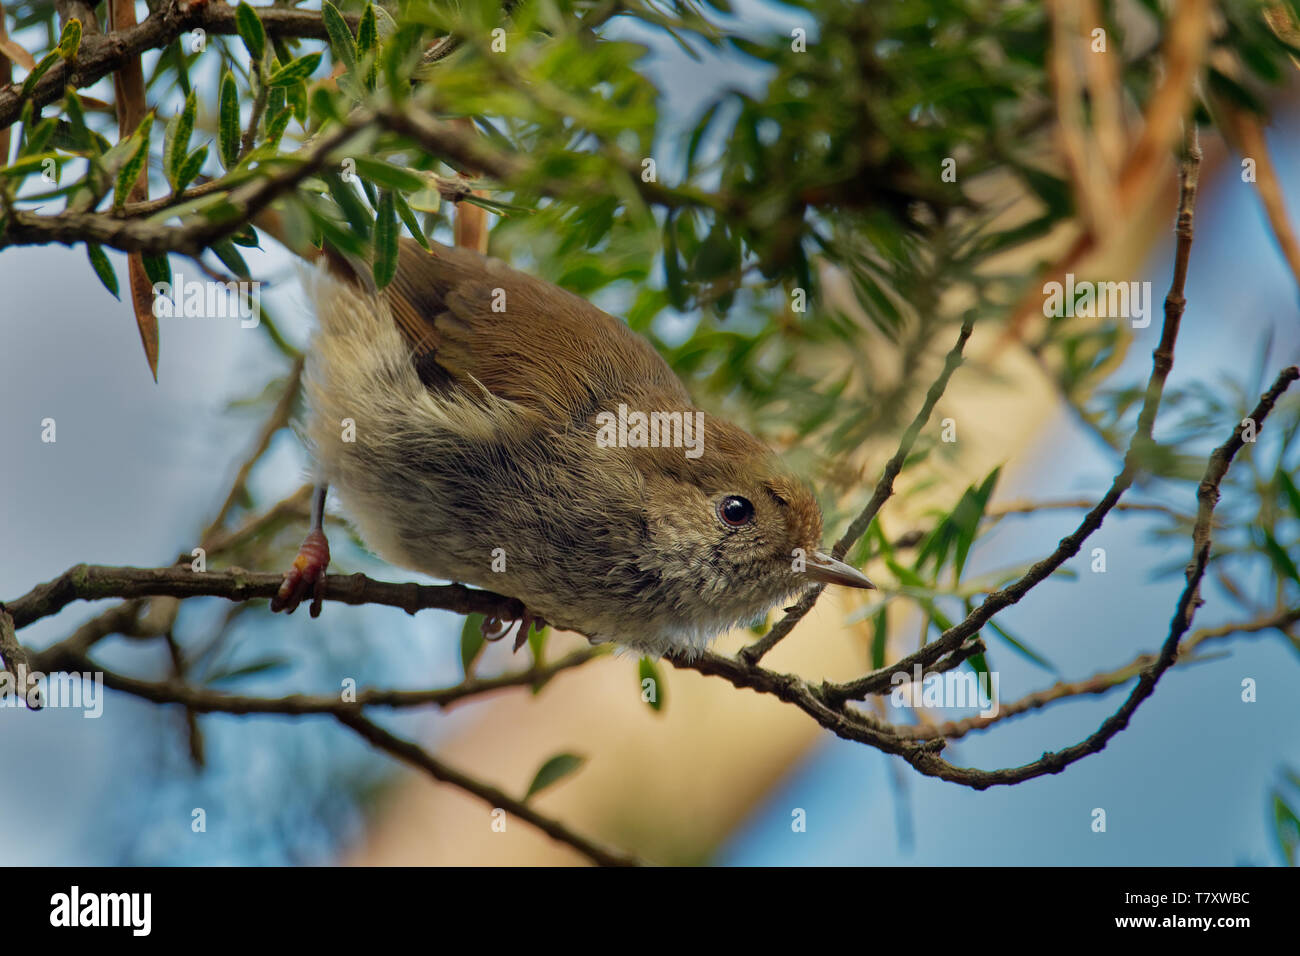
[
  {"x1": 480, "y1": 610, "x2": 548, "y2": 652},
  {"x1": 272, "y1": 484, "x2": 331, "y2": 617}
]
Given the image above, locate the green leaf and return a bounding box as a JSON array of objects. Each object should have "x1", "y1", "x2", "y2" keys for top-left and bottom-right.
[
  {"x1": 0, "y1": 152, "x2": 58, "y2": 179},
  {"x1": 176, "y1": 144, "x2": 209, "y2": 192},
  {"x1": 164, "y1": 89, "x2": 197, "y2": 190},
  {"x1": 141, "y1": 252, "x2": 171, "y2": 289},
  {"x1": 527, "y1": 625, "x2": 548, "y2": 670},
  {"x1": 211, "y1": 239, "x2": 250, "y2": 279},
  {"x1": 987, "y1": 619, "x2": 1055, "y2": 672},
  {"x1": 264, "y1": 106, "x2": 292, "y2": 149},
  {"x1": 405, "y1": 182, "x2": 442, "y2": 213},
  {"x1": 57, "y1": 18, "x2": 82, "y2": 60},
  {"x1": 235, "y1": 2, "x2": 267, "y2": 65},
  {"x1": 322, "y1": 168, "x2": 372, "y2": 238},
  {"x1": 524, "y1": 752, "x2": 585, "y2": 800},
  {"x1": 372, "y1": 189, "x2": 399, "y2": 288},
  {"x1": 663, "y1": 212, "x2": 687, "y2": 310},
  {"x1": 62, "y1": 90, "x2": 101, "y2": 156},
  {"x1": 113, "y1": 114, "x2": 153, "y2": 209},
  {"x1": 357, "y1": 4, "x2": 378, "y2": 90},
  {"x1": 953, "y1": 467, "x2": 1001, "y2": 582},
  {"x1": 393, "y1": 191, "x2": 429, "y2": 249},
  {"x1": 268, "y1": 52, "x2": 323, "y2": 88},
  {"x1": 207, "y1": 657, "x2": 290, "y2": 684},
  {"x1": 321, "y1": 2, "x2": 358, "y2": 72},
  {"x1": 1261, "y1": 529, "x2": 1300, "y2": 585},
  {"x1": 310, "y1": 86, "x2": 344, "y2": 125},
  {"x1": 219, "y1": 71, "x2": 241, "y2": 170},
  {"x1": 692, "y1": 227, "x2": 739, "y2": 281},
  {"x1": 351, "y1": 156, "x2": 427, "y2": 192},
  {"x1": 20, "y1": 115, "x2": 58, "y2": 158},
  {"x1": 460, "y1": 614, "x2": 486, "y2": 676},
  {"x1": 1277, "y1": 469, "x2": 1300, "y2": 522},
  {"x1": 20, "y1": 51, "x2": 61, "y2": 99},
  {"x1": 357, "y1": 4, "x2": 378, "y2": 55},
  {"x1": 1272, "y1": 792, "x2": 1300, "y2": 866},
  {"x1": 85, "y1": 243, "x2": 119, "y2": 299},
  {"x1": 229, "y1": 224, "x2": 260, "y2": 247},
  {"x1": 870, "y1": 606, "x2": 888, "y2": 669},
  {"x1": 638, "y1": 657, "x2": 665, "y2": 712},
  {"x1": 289, "y1": 78, "x2": 308, "y2": 124}
]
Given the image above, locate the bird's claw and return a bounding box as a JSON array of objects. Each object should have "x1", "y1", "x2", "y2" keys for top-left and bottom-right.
[
  {"x1": 271, "y1": 528, "x2": 330, "y2": 617},
  {"x1": 481, "y1": 610, "x2": 548, "y2": 652}
]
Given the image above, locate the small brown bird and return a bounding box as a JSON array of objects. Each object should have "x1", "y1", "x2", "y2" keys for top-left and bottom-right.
[{"x1": 273, "y1": 238, "x2": 873, "y2": 657}]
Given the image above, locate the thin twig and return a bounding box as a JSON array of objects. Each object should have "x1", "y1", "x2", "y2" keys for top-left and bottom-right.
[
  {"x1": 899, "y1": 364, "x2": 1299, "y2": 787},
  {"x1": 826, "y1": 124, "x2": 1204, "y2": 704},
  {"x1": 335, "y1": 711, "x2": 641, "y2": 867},
  {"x1": 740, "y1": 316, "x2": 975, "y2": 664}
]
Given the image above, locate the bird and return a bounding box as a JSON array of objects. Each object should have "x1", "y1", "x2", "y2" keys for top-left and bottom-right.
[{"x1": 271, "y1": 237, "x2": 874, "y2": 658}]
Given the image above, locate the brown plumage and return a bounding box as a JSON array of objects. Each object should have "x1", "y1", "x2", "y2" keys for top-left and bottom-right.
[{"x1": 282, "y1": 237, "x2": 872, "y2": 656}]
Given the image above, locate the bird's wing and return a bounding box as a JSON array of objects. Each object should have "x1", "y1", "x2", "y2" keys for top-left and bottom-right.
[{"x1": 376, "y1": 238, "x2": 689, "y2": 423}]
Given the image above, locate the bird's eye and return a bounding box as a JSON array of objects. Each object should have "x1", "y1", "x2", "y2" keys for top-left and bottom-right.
[{"x1": 718, "y1": 495, "x2": 755, "y2": 527}]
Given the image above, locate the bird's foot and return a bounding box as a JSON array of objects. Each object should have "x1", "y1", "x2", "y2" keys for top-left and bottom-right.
[
  {"x1": 481, "y1": 609, "x2": 548, "y2": 652},
  {"x1": 271, "y1": 527, "x2": 331, "y2": 617}
]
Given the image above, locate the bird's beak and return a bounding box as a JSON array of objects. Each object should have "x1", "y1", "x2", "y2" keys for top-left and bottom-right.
[{"x1": 806, "y1": 551, "x2": 875, "y2": 590}]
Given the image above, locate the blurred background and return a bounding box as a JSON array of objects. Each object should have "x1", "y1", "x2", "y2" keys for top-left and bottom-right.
[{"x1": 2, "y1": 0, "x2": 1299, "y2": 865}]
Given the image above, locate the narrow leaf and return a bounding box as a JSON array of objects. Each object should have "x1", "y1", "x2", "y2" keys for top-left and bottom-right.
[
  {"x1": 372, "y1": 188, "x2": 399, "y2": 288},
  {"x1": 164, "y1": 90, "x2": 197, "y2": 190},
  {"x1": 113, "y1": 114, "x2": 153, "y2": 209},
  {"x1": 524, "y1": 753, "x2": 585, "y2": 800},
  {"x1": 20, "y1": 51, "x2": 60, "y2": 99},
  {"x1": 218, "y1": 71, "x2": 240, "y2": 170},
  {"x1": 141, "y1": 251, "x2": 171, "y2": 288},
  {"x1": 176, "y1": 143, "x2": 208, "y2": 191},
  {"x1": 268, "y1": 52, "x2": 323, "y2": 88},
  {"x1": 350, "y1": 156, "x2": 427, "y2": 192},
  {"x1": 357, "y1": 4, "x2": 378, "y2": 55},
  {"x1": 85, "y1": 243, "x2": 119, "y2": 299},
  {"x1": 235, "y1": 2, "x2": 266, "y2": 64},
  {"x1": 460, "y1": 614, "x2": 486, "y2": 676},
  {"x1": 56, "y1": 18, "x2": 82, "y2": 60},
  {"x1": 1261, "y1": 529, "x2": 1300, "y2": 585},
  {"x1": 211, "y1": 239, "x2": 250, "y2": 279},
  {"x1": 321, "y1": 2, "x2": 357, "y2": 71},
  {"x1": 638, "y1": 657, "x2": 665, "y2": 712},
  {"x1": 393, "y1": 191, "x2": 429, "y2": 249}
]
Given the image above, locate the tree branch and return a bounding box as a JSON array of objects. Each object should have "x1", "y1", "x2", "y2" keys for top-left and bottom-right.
[
  {"x1": 899, "y1": 363, "x2": 1299, "y2": 787},
  {"x1": 740, "y1": 315, "x2": 976, "y2": 665},
  {"x1": 335, "y1": 711, "x2": 642, "y2": 866},
  {"x1": 5, "y1": 564, "x2": 523, "y2": 632},
  {"x1": 0, "y1": 0, "x2": 356, "y2": 131},
  {"x1": 825, "y1": 123, "x2": 1204, "y2": 704}
]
